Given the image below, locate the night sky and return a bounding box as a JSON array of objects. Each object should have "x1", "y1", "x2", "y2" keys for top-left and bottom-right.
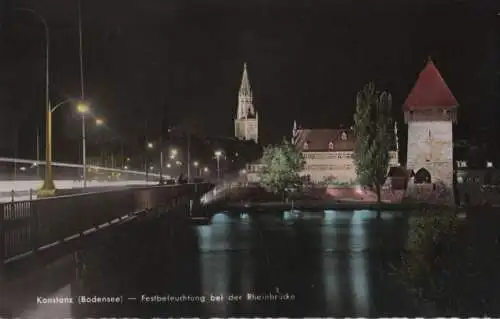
[{"x1": 0, "y1": 0, "x2": 499, "y2": 159}]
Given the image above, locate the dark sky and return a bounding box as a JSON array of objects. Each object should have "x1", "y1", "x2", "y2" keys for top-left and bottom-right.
[{"x1": 0, "y1": 0, "x2": 499, "y2": 157}]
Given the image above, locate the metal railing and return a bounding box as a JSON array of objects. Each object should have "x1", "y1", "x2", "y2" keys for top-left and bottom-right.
[{"x1": 0, "y1": 183, "x2": 212, "y2": 267}]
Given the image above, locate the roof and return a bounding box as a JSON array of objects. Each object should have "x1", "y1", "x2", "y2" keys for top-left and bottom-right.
[
  {"x1": 294, "y1": 129, "x2": 355, "y2": 152},
  {"x1": 403, "y1": 59, "x2": 458, "y2": 111}
]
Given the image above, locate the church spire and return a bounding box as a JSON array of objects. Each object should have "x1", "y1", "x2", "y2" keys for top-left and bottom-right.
[
  {"x1": 239, "y1": 62, "x2": 252, "y2": 97},
  {"x1": 237, "y1": 62, "x2": 255, "y2": 119}
]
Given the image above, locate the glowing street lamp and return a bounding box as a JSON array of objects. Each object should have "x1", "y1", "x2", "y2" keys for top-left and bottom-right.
[
  {"x1": 38, "y1": 98, "x2": 92, "y2": 194},
  {"x1": 214, "y1": 150, "x2": 223, "y2": 181},
  {"x1": 193, "y1": 161, "x2": 199, "y2": 177},
  {"x1": 166, "y1": 163, "x2": 171, "y2": 168},
  {"x1": 76, "y1": 100, "x2": 90, "y2": 188},
  {"x1": 203, "y1": 167, "x2": 209, "y2": 173},
  {"x1": 170, "y1": 148, "x2": 178, "y2": 158},
  {"x1": 147, "y1": 142, "x2": 154, "y2": 149},
  {"x1": 95, "y1": 118, "x2": 104, "y2": 126}
]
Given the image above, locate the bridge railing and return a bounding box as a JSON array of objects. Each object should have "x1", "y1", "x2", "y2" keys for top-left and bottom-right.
[{"x1": 0, "y1": 183, "x2": 213, "y2": 267}]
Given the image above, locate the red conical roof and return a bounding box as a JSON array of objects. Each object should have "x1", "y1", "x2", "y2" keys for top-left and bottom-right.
[{"x1": 403, "y1": 60, "x2": 458, "y2": 111}]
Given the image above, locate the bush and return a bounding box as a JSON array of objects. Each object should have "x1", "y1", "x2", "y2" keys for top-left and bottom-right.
[{"x1": 394, "y1": 209, "x2": 500, "y2": 315}]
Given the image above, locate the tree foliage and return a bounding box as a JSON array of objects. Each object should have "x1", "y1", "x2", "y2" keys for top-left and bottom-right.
[
  {"x1": 394, "y1": 211, "x2": 500, "y2": 315},
  {"x1": 353, "y1": 82, "x2": 393, "y2": 202},
  {"x1": 258, "y1": 139, "x2": 306, "y2": 195}
]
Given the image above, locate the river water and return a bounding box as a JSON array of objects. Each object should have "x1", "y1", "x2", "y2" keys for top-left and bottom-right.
[{"x1": 2, "y1": 209, "x2": 427, "y2": 318}]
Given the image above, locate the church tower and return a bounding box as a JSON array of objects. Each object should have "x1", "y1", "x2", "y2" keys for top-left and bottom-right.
[
  {"x1": 404, "y1": 59, "x2": 458, "y2": 199},
  {"x1": 235, "y1": 63, "x2": 258, "y2": 143}
]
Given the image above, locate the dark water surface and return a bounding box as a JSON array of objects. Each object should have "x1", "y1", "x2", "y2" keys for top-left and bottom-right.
[{"x1": 2, "y1": 210, "x2": 431, "y2": 317}]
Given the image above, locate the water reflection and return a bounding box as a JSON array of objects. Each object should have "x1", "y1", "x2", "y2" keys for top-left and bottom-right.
[
  {"x1": 349, "y1": 211, "x2": 370, "y2": 315},
  {"x1": 2, "y1": 209, "x2": 422, "y2": 317}
]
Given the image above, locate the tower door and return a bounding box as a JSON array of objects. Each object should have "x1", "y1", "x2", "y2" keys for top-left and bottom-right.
[{"x1": 414, "y1": 168, "x2": 431, "y2": 184}]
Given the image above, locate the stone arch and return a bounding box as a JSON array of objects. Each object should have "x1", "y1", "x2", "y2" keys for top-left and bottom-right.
[{"x1": 414, "y1": 168, "x2": 431, "y2": 184}]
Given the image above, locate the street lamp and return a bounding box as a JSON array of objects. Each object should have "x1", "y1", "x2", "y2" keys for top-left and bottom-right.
[
  {"x1": 76, "y1": 100, "x2": 90, "y2": 188},
  {"x1": 37, "y1": 98, "x2": 90, "y2": 194},
  {"x1": 145, "y1": 141, "x2": 154, "y2": 183},
  {"x1": 95, "y1": 118, "x2": 104, "y2": 126},
  {"x1": 214, "y1": 150, "x2": 223, "y2": 181},
  {"x1": 193, "y1": 161, "x2": 199, "y2": 177},
  {"x1": 15, "y1": 8, "x2": 51, "y2": 194}
]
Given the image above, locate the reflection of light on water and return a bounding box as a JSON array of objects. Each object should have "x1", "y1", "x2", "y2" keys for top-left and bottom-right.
[
  {"x1": 283, "y1": 210, "x2": 300, "y2": 220},
  {"x1": 323, "y1": 210, "x2": 337, "y2": 223},
  {"x1": 198, "y1": 212, "x2": 230, "y2": 314},
  {"x1": 20, "y1": 284, "x2": 72, "y2": 318},
  {"x1": 322, "y1": 212, "x2": 342, "y2": 313},
  {"x1": 349, "y1": 213, "x2": 370, "y2": 316},
  {"x1": 352, "y1": 210, "x2": 376, "y2": 223}
]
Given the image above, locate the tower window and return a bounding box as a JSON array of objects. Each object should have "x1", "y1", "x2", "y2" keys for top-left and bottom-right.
[
  {"x1": 341, "y1": 132, "x2": 347, "y2": 141},
  {"x1": 328, "y1": 141, "x2": 334, "y2": 150}
]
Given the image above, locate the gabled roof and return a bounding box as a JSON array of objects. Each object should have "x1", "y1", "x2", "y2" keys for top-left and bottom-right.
[
  {"x1": 295, "y1": 129, "x2": 355, "y2": 152},
  {"x1": 403, "y1": 59, "x2": 458, "y2": 111}
]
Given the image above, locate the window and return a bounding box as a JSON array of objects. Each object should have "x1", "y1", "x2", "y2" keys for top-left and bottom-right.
[
  {"x1": 341, "y1": 132, "x2": 347, "y2": 140},
  {"x1": 303, "y1": 141, "x2": 309, "y2": 150},
  {"x1": 328, "y1": 141, "x2": 334, "y2": 150}
]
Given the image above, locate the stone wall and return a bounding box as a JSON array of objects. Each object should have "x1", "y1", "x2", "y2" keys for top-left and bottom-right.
[{"x1": 407, "y1": 121, "x2": 454, "y2": 186}]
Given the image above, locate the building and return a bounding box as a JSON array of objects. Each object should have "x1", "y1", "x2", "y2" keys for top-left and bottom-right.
[
  {"x1": 234, "y1": 63, "x2": 259, "y2": 143},
  {"x1": 246, "y1": 58, "x2": 458, "y2": 193},
  {"x1": 404, "y1": 59, "x2": 458, "y2": 201},
  {"x1": 292, "y1": 123, "x2": 399, "y2": 183}
]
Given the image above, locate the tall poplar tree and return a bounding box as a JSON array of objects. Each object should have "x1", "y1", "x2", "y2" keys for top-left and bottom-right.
[{"x1": 353, "y1": 82, "x2": 393, "y2": 203}]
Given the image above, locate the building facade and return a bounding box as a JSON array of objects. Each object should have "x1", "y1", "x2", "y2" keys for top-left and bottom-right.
[
  {"x1": 234, "y1": 63, "x2": 259, "y2": 143},
  {"x1": 403, "y1": 59, "x2": 458, "y2": 201},
  {"x1": 292, "y1": 124, "x2": 399, "y2": 183},
  {"x1": 246, "y1": 59, "x2": 458, "y2": 192}
]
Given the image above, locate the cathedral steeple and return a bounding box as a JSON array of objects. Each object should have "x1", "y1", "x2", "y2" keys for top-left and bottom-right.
[
  {"x1": 234, "y1": 62, "x2": 259, "y2": 143},
  {"x1": 239, "y1": 62, "x2": 252, "y2": 97},
  {"x1": 237, "y1": 62, "x2": 255, "y2": 119}
]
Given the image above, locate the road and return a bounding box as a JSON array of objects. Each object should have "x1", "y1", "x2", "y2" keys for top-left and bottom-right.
[
  {"x1": 0, "y1": 180, "x2": 152, "y2": 202},
  {"x1": 0, "y1": 209, "x2": 427, "y2": 317}
]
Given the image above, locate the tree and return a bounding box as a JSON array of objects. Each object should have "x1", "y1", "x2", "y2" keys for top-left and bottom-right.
[
  {"x1": 258, "y1": 139, "x2": 306, "y2": 199},
  {"x1": 353, "y1": 82, "x2": 393, "y2": 203}
]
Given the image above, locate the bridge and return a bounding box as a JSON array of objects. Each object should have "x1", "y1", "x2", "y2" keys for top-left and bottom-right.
[
  {"x1": 0, "y1": 157, "x2": 175, "y2": 201},
  {"x1": 0, "y1": 181, "x2": 213, "y2": 279}
]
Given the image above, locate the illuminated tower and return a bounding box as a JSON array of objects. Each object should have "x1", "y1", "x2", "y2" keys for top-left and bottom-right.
[
  {"x1": 234, "y1": 63, "x2": 258, "y2": 143},
  {"x1": 404, "y1": 58, "x2": 458, "y2": 201}
]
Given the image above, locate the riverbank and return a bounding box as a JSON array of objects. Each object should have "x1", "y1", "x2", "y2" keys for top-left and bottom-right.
[{"x1": 221, "y1": 199, "x2": 457, "y2": 212}]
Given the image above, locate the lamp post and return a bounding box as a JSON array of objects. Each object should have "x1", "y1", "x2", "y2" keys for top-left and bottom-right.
[
  {"x1": 193, "y1": 161, "x2": 199, "y2": 177},
  {"x1": 36, "y1": 99, "x2": 91, "y2": 194},
  {"x1": 146, "y1": 141, "x2": 153, "y2": 183},
  {"x1": 76, "y1": 102, "x2": 90, "y2": 187},
  {"x1": 15, "y1": 8, "x2": 51, "y2": 193},
  {"x1": 214, "y1": 150, "x2": 223, "y2": 182},
  {"x1": 159, "y1": 148, "x2": 164, "y2": 184},
  {"x1": 35, "y1": 127, "x2": 40, "y2": 178}
]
